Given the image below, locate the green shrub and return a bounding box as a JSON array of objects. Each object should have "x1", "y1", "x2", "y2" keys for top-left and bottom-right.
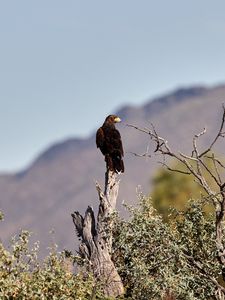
[
  {"x1": 0, "y1": 227, "x2": 105, "y2": 299},
  {"x1": 113, "y1": 195, "x2": 220, "y2": 299},
  {"x1": 0, "y1": 193, "x2": 222, "y2": 299}
]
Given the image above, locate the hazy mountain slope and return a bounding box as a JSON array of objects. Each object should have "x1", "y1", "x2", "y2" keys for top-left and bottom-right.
[{"x1": 0, "y1": 84, "x2": 225, "y2": 255}]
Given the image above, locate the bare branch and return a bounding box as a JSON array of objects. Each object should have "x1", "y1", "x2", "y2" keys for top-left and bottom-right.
[
  {"x1": 211, "y1": 153, "x2": 222, "y2": 185},
  {"x1": 192, "y1": 127, "x2": 206, "y2": 158},
  {"x1": 126, "y1": 124, "x2": 150, "y2": 135},
  {"x1": 199, "y1": 105, "x2": 225, "y2": 158},
  {"x1": 179, "y1": 152, "x2": 198, "y2": 161},
  {"x1": 158, "y1": 162, "x2": 191, "y2": 175},
  {"x1": 199, "y1": 158, "x2": 222, "y2": 187},
  {"x1": 128, "y1": 105, "x2": 225, "y2": 295},
  {"x1": 176, "y1": 154, "x2": 214, "y2": 196},
  {"x1": 127, "y1": 151, "x2": 151, "y2": 158},
  {"x1": 206, "y1": 155, "x2": 225, "y2": 170},
  {"x1": 195, "y1": 127, "x2": 207, "y2": 138}
]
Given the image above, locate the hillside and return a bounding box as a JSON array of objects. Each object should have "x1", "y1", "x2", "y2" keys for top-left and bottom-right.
[{"x1": 0, "y1": 83, "x2": 225, "y2": 254}]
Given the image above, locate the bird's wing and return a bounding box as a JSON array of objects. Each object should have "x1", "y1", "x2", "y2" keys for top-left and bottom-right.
[
  {"x1": 96, "y1": 127, "x2": 105, "y2": 149},
  {"x1": 111, "y1": 129, "x2": 124, "y2": 156}
]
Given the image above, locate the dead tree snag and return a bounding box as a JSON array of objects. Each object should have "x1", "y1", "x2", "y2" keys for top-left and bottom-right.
[{"x1": 71, "y1": 170, "x2": 124, "y2": 297}]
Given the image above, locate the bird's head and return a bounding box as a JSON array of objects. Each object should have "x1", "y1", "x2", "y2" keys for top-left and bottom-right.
[{"x1": 105, "y1": 115, "x2": 121, "y2": 124}]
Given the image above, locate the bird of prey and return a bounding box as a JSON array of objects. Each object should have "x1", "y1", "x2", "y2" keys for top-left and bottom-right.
[{"x1": 96, "y1": 115, "x2": 124, "y2": 173}]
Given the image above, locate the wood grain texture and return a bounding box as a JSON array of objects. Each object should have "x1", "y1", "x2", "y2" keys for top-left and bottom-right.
[{"x1": 72, "y1": 170, "x2": 124, "y2": 297}]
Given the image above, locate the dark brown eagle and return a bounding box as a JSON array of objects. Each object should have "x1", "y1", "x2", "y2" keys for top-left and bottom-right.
[{"x1": 96, "y1": 115, "x2": 124, "y2": 173}]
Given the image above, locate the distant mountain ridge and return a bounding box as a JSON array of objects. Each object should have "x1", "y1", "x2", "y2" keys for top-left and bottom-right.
[
  {"x1": 34, "y1": 137, "x2": 93, "y2": 165},
  {"x1": 143, "y1": 86, "x2": 208, "y2": 115},
  {"x1": 1, "y1": 83, "x2": 225, "y2": 255}
]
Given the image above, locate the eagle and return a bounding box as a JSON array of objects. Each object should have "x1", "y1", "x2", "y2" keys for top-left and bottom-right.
[{"x1": 96, "y1": 115, "x2": 124, "y2": 173}]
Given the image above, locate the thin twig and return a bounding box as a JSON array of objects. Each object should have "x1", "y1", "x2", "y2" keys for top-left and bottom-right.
[
  {"x1": 127, "y1": 151, "x2": 151, "y2": 158},
  {"x1": 199, "y1": 105, "x2": 225, "y2": 158},
  {"x1": 206, "y1": 155, "x2": 225, "y2": 170},
  {"x1": 199, "y1": 158, "x2": 222, "y2": 187},
  {"x1": 192, "y1": 127, "x2": 206, "y2": 158},
  {"x1": 158, "y1": 162, "x2": 191, "y2": 175}
]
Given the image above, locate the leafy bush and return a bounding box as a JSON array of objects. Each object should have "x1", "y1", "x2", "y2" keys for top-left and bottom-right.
[
  {"x1": 0, "y1": 226, "x2": 106, "y2": 299},
  {"x1": 0, "y1": 195, "x2": 223, "y2": 300},
  {"x1": 113, "y1": 195, "x2": 220, "y2": 300}
]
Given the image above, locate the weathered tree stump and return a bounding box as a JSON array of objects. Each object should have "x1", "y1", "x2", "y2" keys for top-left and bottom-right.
[{"x1": 71, "y1": 170, "x2": 124, "y2": 297}]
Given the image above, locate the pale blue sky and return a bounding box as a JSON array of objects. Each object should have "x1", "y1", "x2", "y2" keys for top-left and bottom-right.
[{"x1": 0, "y1": 0, "x2": 225, "y2": 172}]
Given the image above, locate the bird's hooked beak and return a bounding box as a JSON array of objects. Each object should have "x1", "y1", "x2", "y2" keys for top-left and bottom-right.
[{"x1": 114, "y1": 117, "x2": 121, "y2": 123}]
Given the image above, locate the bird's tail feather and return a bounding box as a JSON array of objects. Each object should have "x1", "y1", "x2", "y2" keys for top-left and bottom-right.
[
  {"x1": 105, "y1": 153, "x2": 124, "y2": 173},
  {"x1": 112, "y1": 151, "x2": 124, "y2": 173},
  {"x1": 113, "y1": 158, "x2": 124, "y2": 173}
]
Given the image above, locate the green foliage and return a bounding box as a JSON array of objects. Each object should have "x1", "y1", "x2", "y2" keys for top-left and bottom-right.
[
  {"x1": 113, "y1": 195, "x2": 220, "y2": 300},
  {"x1": 0, "y1": 194, "x2": 222, "y2": 300},
  {"x1": 151, "y1": 159, "x2": 217, "y2": 220},
  {"x1": 0, "y1": 228, "x2": 105, "y2": 299},
  {"x1": 1, "y1": 192, "x2": 221, "y2": 300},
  {"x1": 0, "y1": 211, "x2": 4, "y2": 221}
]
